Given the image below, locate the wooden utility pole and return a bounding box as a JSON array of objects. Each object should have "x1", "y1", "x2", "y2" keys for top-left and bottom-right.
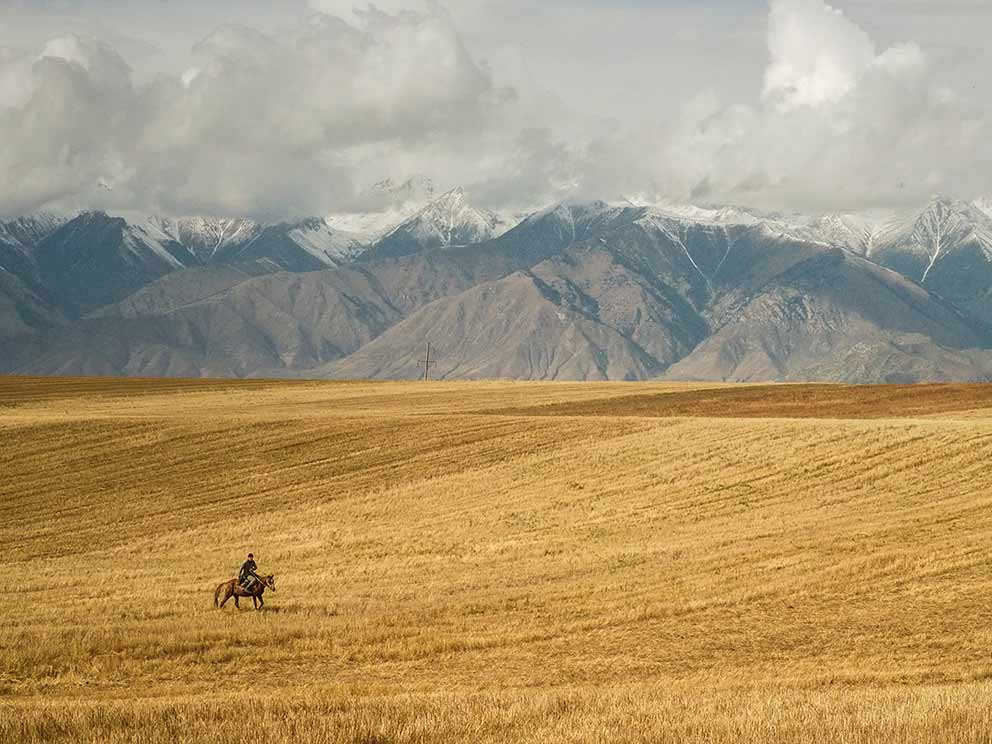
[{"x1": 418, "y1": 343, "x2": 437, "y2": 381}]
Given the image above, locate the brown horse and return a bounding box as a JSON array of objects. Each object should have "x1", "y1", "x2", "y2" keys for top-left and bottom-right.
[{"x1": 214, "y1": 574, "x2": 276, "y2": 610}]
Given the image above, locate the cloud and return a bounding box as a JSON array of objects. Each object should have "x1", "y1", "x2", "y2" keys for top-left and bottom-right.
[
  {"x1": 0, "y1": 0, "x2": 990, "y2": 218},
  {"x1": 0, "y1": 35, "x2": 139, "y2": 216},
  {"x1": 0, "y1": 8, "x2": 524, "y2": 218},
  {"x1": 589, "y1": 0, "x2": 992, "y2": 212},
  {"x1": 763, "y1": 0, "x2": 875, "y2": 110}
]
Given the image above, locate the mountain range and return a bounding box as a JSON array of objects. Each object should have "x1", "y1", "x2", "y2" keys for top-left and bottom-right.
[{"x1": 3, "y1": 189, "x2": 992, "y2": 383}]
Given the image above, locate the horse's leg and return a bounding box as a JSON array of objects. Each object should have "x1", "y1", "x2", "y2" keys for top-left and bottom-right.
[
  {"x1": 219, "y1": 587, "x2": 231, "y2": 608},
  {"x1": 253, "y1": 595, "x2": 258, "y2": 610},
  {"x1": 234, "y1": 595, "x2": 240, "y2": 609},
  {"x1": 256, "y1": 594, "x2": 263, "y2": 610}
]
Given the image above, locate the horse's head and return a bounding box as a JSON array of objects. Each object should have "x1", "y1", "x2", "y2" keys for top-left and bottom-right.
[{"x1": 263, "y1": 575, "x2": 276, "y2": 592}]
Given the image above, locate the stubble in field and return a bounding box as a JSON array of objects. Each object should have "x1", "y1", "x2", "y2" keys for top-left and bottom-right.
[{"x1": 3, "y1": 377, "x2": 992, "y2": 743}]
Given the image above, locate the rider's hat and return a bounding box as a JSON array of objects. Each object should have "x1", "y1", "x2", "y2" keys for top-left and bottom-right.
[{"x1": 247, "y1": 552, "x2": 254, "y2": 558}]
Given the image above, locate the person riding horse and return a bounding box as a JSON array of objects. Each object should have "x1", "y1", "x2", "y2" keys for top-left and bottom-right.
[
  {"x1": 215, "y1": 566, "x2": 275, "y2": 610},
  {"x1": 239, "y1": 553, "x2": 260, "y2": 593}
]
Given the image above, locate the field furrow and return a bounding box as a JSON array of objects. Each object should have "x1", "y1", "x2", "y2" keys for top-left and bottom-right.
[{"x1": 3, "y1": 378, "x2": 992, "y2": 743}]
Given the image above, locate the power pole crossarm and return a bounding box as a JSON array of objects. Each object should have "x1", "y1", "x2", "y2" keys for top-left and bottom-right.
[{"x1": 417, "y1": 343, "x2": 438, "y2": 381}]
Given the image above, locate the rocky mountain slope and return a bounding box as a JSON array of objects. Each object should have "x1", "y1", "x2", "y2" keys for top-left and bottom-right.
[
  {"x1": 868, "y1": 198, "x2": 992, "y2": 325},
  {"x1": 4, "y1": 193, "x2": 992, "y2": 382},
  {"x1": 3, "y1": 268, "x2": 403, "y2": 378},
  {"x1": 0, "y1": 269, "x2": 66, "y2": 338}
]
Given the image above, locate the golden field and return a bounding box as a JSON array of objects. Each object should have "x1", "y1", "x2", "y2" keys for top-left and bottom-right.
[{"x1": 3, "y1": 376, "x2": 992, "y2": 743}]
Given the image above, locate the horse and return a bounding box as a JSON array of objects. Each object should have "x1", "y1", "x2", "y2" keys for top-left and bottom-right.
[{"x1": 214, "y1": 574, "x2": 276, "y2": 610}]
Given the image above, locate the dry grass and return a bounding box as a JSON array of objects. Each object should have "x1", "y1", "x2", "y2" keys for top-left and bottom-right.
[{"x1": 3, "y1": 377, "x2": 992, "y2": 743}]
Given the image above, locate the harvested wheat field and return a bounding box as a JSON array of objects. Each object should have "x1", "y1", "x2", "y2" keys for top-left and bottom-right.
[{"x1": 3, "y1": 376, "x2": 992, "y2": 743}]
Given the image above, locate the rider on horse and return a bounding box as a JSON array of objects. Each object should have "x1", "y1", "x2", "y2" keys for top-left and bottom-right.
[{"x1": 239, "y1": 553, "x2": 259, "y2": 593}]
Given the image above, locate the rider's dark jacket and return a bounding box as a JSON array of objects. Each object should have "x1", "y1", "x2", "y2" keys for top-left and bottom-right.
[{"x1": 239, "y1": 559, "x2": 257, "y2": 583}]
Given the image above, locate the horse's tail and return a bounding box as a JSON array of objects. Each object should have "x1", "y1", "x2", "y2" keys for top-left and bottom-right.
[{"x1": 214, "y1": 581, "x2": 225, "y2": 608}]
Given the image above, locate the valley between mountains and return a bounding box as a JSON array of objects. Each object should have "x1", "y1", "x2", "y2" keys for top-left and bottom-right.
[{"x1": 4, "y1": 187, "x2": 992, "y2": 382}]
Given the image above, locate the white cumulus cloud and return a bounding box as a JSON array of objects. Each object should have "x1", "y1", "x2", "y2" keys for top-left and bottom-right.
[
  {"x1": 594, "y1": 0, "x2": 992, "y2": 211},
  {"x1": 763, "y1": 0, "x2": 876, "y2": 110},
  {"x1": 0, "y1": 0, "x2": 990, "y2": 218},
  {"x1": 0, "y1": 8, "x2": 533, "y2": 218}
]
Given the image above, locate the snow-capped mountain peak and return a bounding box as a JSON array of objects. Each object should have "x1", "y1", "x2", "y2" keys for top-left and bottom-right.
[
  {"x1": 140, "y1": 215, "x2": 262, "y2": 262},
  {"x1": 854, "y1": 195, "x2": 992, "y2": 287},
  {"x1": 390, "y1": 187, "x2": 505, "y2": 248},
  {"x1": 367, "y1": 187, "x2": 519, "y2": 258},
  {"x1": 905, "y1": 196, "x2": 992, "y2": 278},
  {"x1": 325, "y1": 176, "x2": 441, "y2": 240}
]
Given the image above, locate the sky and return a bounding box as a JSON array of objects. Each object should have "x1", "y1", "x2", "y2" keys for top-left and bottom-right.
[{"x1": 1, "y1": 0, "x2": 991, "y2": 218}]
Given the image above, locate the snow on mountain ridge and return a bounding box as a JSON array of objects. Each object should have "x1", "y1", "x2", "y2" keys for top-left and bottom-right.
[
  {"x1": 798, "y1": 212, "x2": 898, "y2": 256},
  {"x1": 159, "y1": 216, "x2": 262, "y2": 261},
  {"x1": 637, "y1": 200, "x2": 765, "y2": 227},
  {"x1": 327, "y1": 176, "x2": 440, "y2": 240},
  {"x1": 384, "y1": 187, "x2": 508, "y2": 247},
  {"x1": 0, "y1": 212, "x2": 69, "y2": 249},
  {"x1": 327, "y1": 209, "x2": 414, "y2": 241},
  {"x1": 116, "y1": 212, "x2": 263, "y2": 262},
  {"x1": 109, "y1": 217, "x2": 188, "y2": 271},
  {"x1": 111, "y1": 212, "x2": 369, "y2": 268},
  {"x1": 619, "y1": 197, "x2": 900, "y2": 255},
  {"x1": 906, "y1": 197, "x2": 992, "y2": 283},
  {"x1": 285, "y1": 217, "x2": 368, "y2": 265},
  {"x1": 524, "y1": 198, "x2": 616, "y2": 227},
  {"x1": 11, "y1": 193, "x2": 992, "y2": 278},
  {"x1": 365, "y1": 187, "x2": 523, "y2": 258}
]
